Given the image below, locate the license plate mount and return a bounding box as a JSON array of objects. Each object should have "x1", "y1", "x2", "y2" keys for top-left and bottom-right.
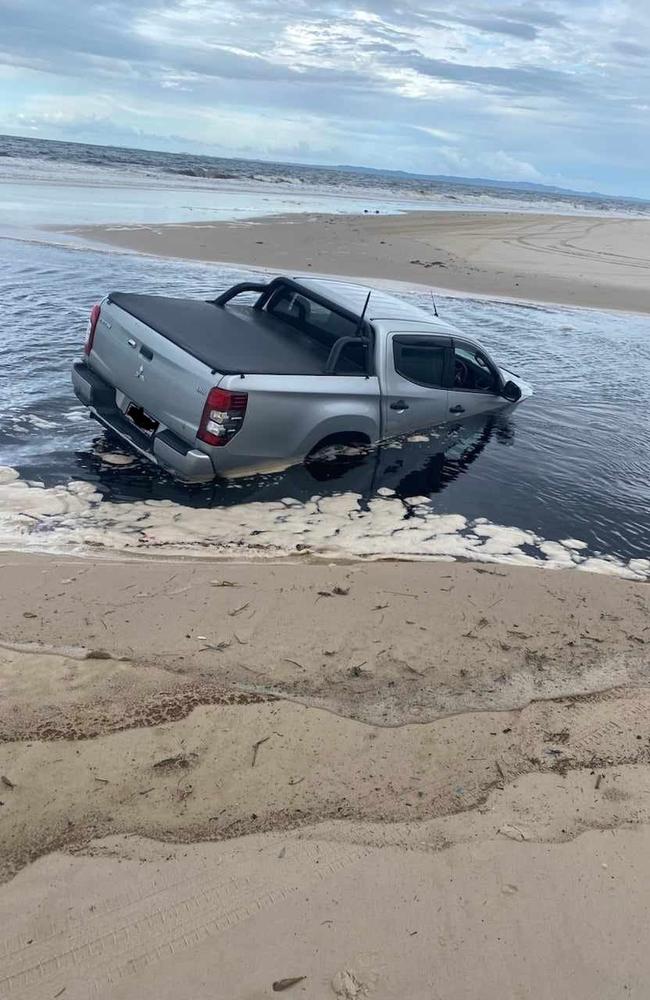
[{"x1": 126, "y1": 403, "x2": 159, "y2": 436}]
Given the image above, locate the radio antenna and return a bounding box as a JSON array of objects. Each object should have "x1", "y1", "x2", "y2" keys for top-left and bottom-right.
[
  {"x1": 431, "y1": 292, "x2": 439, "y2": 318},
  {"x1": 356, "y1": 290, "x2": 371, "y2": 335}
]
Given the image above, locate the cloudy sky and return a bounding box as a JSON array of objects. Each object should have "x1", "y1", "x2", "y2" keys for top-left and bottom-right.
[{"x1": 1, "y1": 0, "x2": 649, "y2": 195}]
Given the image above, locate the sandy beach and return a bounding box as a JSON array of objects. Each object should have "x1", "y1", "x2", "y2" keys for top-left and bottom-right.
[
  {"x1": 69, "y1": 210, "x2": 650, "y2": 313},
  {"x1": 1, "y1": 552, "x2": 650, "y2": 997},
  {"x1": 1, "y1": 203, "x2": 649, "y2": 999}
]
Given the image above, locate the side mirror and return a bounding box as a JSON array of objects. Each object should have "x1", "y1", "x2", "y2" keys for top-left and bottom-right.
[{"x1": 502, "y1": 380, "x2": 522, "y2": 402}]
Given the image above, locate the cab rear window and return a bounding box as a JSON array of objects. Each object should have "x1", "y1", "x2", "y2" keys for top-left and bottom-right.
[
  {"x1": 267, "y1": 288, "x2": 368, "y2": 373},
  {"x1": 268, "y1": 289, "x2": 358, "y2": 343}
]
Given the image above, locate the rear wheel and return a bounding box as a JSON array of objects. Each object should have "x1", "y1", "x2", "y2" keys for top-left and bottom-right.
[{"x1": 305, "y1": 433, "x2": 371, "y2": 482}]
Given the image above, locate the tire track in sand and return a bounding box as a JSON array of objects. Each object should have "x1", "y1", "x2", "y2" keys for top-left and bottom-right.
[{"x1": 0, "y1": 840, "x2": 367, "y2": 999}]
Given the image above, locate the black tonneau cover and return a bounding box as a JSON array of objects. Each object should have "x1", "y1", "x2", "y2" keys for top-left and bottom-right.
[{"x1": 108, "y1": 293, "x2": 333, "y2": 375}]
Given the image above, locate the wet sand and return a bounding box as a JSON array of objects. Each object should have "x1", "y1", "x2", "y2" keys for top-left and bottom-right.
[
  {"x1": 1, "y1": 552, "x2": 650, "y2": 997},
  {"x1": 68, "y1": 210, "x2": 650, "y2": 312}
]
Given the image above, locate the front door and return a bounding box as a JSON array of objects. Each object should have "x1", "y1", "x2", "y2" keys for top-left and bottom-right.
[
  {"x1": 447, "y1": 340, "x2": 506, "y2": 420},
  {"x1": 382, "y1": 333, "x2": 452, "y2": 437}
]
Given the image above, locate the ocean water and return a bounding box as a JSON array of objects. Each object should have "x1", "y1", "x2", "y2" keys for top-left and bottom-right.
[
  {"x1": 3, "y1": 133, "x2": 650, "y2": 228},
  {"x1": 1, "y1": 236, "x2": 648, "y2": 574}
]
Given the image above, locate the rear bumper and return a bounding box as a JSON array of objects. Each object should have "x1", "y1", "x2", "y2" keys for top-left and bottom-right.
[{"x1": 71, "y1": 361, "x2": 216, "y2": 483}]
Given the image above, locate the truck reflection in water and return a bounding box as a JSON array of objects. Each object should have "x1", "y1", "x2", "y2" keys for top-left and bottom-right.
[
  {"x1": 306, "y1": 412, "x2": 513, "y2": 501},
  {"x1": 77, "y1": 412, "x2": 511, "y2": 509}
]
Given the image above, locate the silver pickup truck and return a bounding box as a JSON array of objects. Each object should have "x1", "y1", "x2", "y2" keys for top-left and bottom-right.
[{"x1": 72, "y1": 275, "x2": 531, "y2": 482}]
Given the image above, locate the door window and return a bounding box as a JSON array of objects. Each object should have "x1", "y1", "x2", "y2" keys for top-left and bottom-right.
[
  {"x1": 453, "y1": 343, "x2": 499, "y2": 394},
  {"x1": 393, "y1": 337, "x2": 448, "y2": 389}
]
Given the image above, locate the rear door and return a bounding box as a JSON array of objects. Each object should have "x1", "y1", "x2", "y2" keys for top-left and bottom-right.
[
  {"x1": 382, "y1": 333, "x2": 452, "y2": 437},
  {"x1": 447, "y1": 340, "x2": 506, "y2": 419}
]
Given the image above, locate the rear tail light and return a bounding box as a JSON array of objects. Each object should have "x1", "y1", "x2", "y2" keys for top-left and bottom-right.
[
  {"x1": 84, "y1": 304, "x2": 101, "y2": 356},
  {"x1": 198, "y1": 388, "x2": 248, "y2": 447}
]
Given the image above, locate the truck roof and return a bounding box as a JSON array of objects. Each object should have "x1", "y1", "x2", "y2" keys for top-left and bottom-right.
[{"x1": 294, "y1": 276, "x2": 450, "y2": 328}]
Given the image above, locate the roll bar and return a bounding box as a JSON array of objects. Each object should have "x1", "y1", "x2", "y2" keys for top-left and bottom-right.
[
  {"x1": 211, "y1": 282, "x2": 269, "y2": 306},
  {"x1": 210, "y1": 276, "x2": 371, "y2": 337},
  {"x1": 325, "y1": 336, "x2": 368, "y2": 374}
]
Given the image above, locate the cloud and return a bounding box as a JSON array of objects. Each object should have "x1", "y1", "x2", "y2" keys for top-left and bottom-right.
[
  {"x1": 412, "y1": 8, "x2": 542, "y2": 40},
  {"x1": 412, "y1": 125, "x2": 460, "y2": 142},
  {"x1": 462, "y1": 16, "x2": 539, "y2": 40},
  {"x1": 391, "y1": 50, "x2": 581, "y2": 98},
  {"x1": 610, "y1": 40, "x2": 650, "y2": 58},
  {"x1": 496, "y1": 5, "x2": 566, "y2": 29}
]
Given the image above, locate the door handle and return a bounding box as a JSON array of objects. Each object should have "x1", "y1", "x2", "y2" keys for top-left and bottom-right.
[
  {"x1": 449, "y1": 404, "x2": 465, "y2": 414},
  {"x1": 390, "y1": 399, "x2": 409, "y2": 412},
  {"x1": 127, "y1": 338, "x2": 137, "y2": 348}
]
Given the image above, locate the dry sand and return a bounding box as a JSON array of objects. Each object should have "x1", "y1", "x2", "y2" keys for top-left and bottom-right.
[
  {"x1": 1, "y1": 553, "x2": 649, "y2": 997},
  {"x1": 68, "y1": 210, "x2": 650, "y2": 313}
]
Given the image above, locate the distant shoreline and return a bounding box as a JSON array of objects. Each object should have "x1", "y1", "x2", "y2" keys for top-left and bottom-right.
[
  {"x1": 4, "y1": 131, "x2": 649, "y2": 207},
  {"x1": 65, "y1": 209, "x2": 650, "y2": 313}
]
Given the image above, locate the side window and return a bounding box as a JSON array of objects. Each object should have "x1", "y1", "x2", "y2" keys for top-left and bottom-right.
[
  {"x1": 453, "y1": 343, "x2": 499, "y2": 393},
  {"x1": 393, "y1": 337, "x2": 447, "y2": 389}
]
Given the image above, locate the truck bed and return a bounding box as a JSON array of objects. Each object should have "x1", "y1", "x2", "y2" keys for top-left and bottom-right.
[{"x1": 108, "y1": 292, "x2": 334, "y2": 376}]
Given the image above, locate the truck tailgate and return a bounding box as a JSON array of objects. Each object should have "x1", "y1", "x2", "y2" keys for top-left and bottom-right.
[{"x1": 88, "y1": 299, "x2": 218, "y2": 445}]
